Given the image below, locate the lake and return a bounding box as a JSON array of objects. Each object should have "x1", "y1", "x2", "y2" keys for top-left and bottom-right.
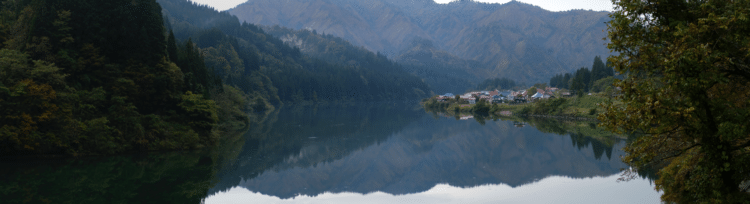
[{"x1": 0, "y1": 102, "x2": 662, "y2": 203}]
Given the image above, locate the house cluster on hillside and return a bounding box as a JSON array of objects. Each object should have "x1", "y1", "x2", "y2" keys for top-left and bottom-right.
[{"x1": 436, "y1": 87, "x2": 565, "y2": 104}]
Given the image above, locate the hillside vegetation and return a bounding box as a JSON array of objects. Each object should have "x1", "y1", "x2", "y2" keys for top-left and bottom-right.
[
  {"x1": 0, "y1": 0, "x2": 239, "y2": 156},
  {"x1": 160, "y1": 0, "x2": 431, "y2": 103},
  {"x1": 0, "y1": 0, "x2": 432, "y2": 156},
  {"x1": 228, "y1": 0, "x2": 611, "y2": 83}
]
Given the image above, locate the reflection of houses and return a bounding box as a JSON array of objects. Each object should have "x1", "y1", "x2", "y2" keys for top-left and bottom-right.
[
  {"x1": 460, "y1": 115, "x2": 474, "y2": 120},
  {"x1": 513, "y1": 121, "x2": 526, "y2": 127}
]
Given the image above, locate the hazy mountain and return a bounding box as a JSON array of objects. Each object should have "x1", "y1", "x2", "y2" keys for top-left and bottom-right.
[
  {"x1": 228, "y1": 0, "x2": 611, "y2": 83},
  {"x1": 264, "y1": 26, "x2": 474, "y2": 94},
  {"x1": 395, "y1": 37, "x2": 478, "y2": 93}
]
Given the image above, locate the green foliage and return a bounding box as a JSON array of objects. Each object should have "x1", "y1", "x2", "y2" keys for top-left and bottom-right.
[
  {"x1": 0, "y1": 49, "x2": 65, "y2": 153},
  {"x1": 527, "y1": 87, "x2": 537, "y2": 97},
  {"x1": 550, "y1": 56, "x2": 614, "y2": 91},
  {"x1": 0, "y1": 0, "x2": 233, "y2": 156},
  {"x1": 591, "y1": 76, "x2": 615, "y2": 93},
  {"x1": 179, "y1": 91, "x2": 219, "y2": 136},
  {"x1": 212, "y1": 85, "x2": 250, "y2": 130},
  {"x1": 601, "y1": 0, "x2": 750, "y2": 202},
  {"x1": 471, "y1": 100, "x2": 491, "y2": 114}
]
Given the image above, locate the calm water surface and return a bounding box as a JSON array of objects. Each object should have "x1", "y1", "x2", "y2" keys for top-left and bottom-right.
[{"x1": 0, "y1": 102, "x2": 662, "y2": 203}]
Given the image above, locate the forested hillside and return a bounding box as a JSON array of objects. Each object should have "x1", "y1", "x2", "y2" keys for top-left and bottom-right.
[
  {"x1": 158, "y1": 0, "x2": 431, "y2": 103},
  {"x1": 548, "y1": 56, "x2": 614, "y2": 94},
  {"x1": 0, "y1": 0, "x2": 431, "y2": 156},
  {"x1": 0, "y1": 0, "x2": 242, "y2": 156},
  {"x1": 262, "y1": 26, "x2": 450, "y2": 95},
  {"x1": 228, "y1": 0, "x2": 612, "y2": 83}
]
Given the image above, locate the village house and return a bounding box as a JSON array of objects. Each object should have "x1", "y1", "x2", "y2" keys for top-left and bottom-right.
[
  {"x1": 460, "y1": 93, "x2": 475, "y2": 104},
  {"x1": 492, "y1": 95, "x2": 503, "y2": 104},
  {"x1": 489, "y1": 90, "x2": 499, "y2": 97},
  {"x1": 480, "y1": 95, "x2": 491, "y2": 101}
]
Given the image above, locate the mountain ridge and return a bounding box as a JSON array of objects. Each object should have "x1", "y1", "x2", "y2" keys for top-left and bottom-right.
[{"x1": 228, "y1": 0, "x2": 611, "y2": 83}]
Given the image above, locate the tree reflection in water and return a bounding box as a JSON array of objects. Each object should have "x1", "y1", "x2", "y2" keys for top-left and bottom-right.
[{"x1": 208, "y1": 103, "x2": 658, "y2": 200}]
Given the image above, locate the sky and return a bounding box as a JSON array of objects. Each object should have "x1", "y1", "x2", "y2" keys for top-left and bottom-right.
[
  {"x1": 189, "y1": 0, "x2": 614, "y2": 12},
  {"x1": 204, "y1": 174, "x2": 661, "y2": 204}
]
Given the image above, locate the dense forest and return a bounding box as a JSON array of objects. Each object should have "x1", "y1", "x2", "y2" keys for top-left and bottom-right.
[
  {"x1": 0, "y1": 0, "x2": 246, "y2": 156},
  {"x1": 0, "y1": 0, "x2": 431, "y2": 156},
  {"x1": 158, "y1": 0, "x2": 432, "y2": 103},
  {"x1": 548, "y1": 56, "x2": 614, "y2": 94}
]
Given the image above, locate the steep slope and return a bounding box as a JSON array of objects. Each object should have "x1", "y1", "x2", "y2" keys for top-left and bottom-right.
[
  {"x1": 228, "y1": 0, "x2": 611, "y2": 83},
  {"x1": 264, "y1": 26, "x2": 470, "y2": 94},
  {"x1": 229, "y1": 0, "x2": 432, "y2": 55},
  {"x1": 395, "y1": 37, "x2": 478, "y2": 94},
  {"x1": 159, "y1": 0, "x2": 432, "y2": 103},
  {"x1": 0, "y1": 0, "x2": 239, "y2": 155}
]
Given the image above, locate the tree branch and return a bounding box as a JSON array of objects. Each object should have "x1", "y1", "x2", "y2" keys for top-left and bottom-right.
[
  {"x1": 732, "y1": 139, "x2": 750, "y2": 152},
  {"x1": 652, "y1": 142, "x2": 701, "y2": 164}
]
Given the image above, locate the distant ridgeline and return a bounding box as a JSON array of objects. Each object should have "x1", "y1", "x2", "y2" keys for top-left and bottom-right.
[
  {"x1": 228, "y1": 0, "x2": 612, "y2": 83},
  {"x1": 158, "y1": 0, "x2": 431, "y2": 104}
]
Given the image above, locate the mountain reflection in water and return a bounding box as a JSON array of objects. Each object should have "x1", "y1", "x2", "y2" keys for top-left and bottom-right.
[
  {"x1": 0, "y1": 102, "x2": 661, "y2": 203},
  {"x1": 207, "y1": 102, "x2": 662, "y2": 203},
  {"x1": 207, "y1": 174, "x2": 658, "y2": 204}
]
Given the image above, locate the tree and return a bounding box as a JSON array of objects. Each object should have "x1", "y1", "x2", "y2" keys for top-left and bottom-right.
[
  {"x1": 562, "y1": 73, "x2": 572, "y2": 89},
  {"x1": 600, "y1": 0, "x2": 750, "y2": 203},
  {"x1": 527, "y1": 87, "x2": 537, "y2": 97}
]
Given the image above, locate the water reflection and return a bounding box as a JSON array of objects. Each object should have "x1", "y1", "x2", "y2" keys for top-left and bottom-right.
[
  {"x1": 0, "y1": 110, "x2": 267, "y2": 204},
  {"x1": 0, "y1": 151, "x2": 218, "y2": 204},
  {"x1": 206, "y1": 174, "x2": 659, "y2": 204},
  {"x1": 0, "y1": 103, "x2": 661, "y2": 203},
  {"x1": 208, "y1": 103, "x2": 660, "y2": 202}
]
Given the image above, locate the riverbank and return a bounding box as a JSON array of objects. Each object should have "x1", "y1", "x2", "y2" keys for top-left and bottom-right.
[{"x1": 423, "y1": 94, "x2": 611, "y2": 120}]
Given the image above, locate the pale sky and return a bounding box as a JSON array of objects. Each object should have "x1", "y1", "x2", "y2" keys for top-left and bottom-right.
[
  {"x1": 189, "y1": 0, "x2": 614, "y2": 12},
  {"x1": 205, "y1": 174, "x2": 661, "y2": 204}
]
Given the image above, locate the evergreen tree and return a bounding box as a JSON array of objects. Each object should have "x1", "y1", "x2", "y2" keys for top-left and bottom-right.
[
  {"x1": 562, "y1": 73, "x2": 571, "y2": 89},
  {"x1": 167, "y1": 30, "x2": 178, "y2": 62}
]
